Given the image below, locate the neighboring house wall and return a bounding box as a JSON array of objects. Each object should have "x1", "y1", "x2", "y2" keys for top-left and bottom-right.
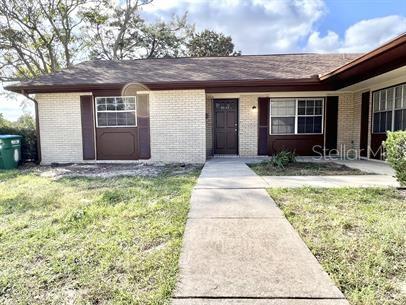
[
  {"x1": 149, "y1": 90, "x2": 206, "y2": 163},
  {"x1": 36, "y1": 93, "x2": 85, "y2": 164},
  {"x1": 239, "y1": 95, "x2": 258, "y2": 156},
  {"x1": 339, "y1": 67, "x2": 406, "y2": 159}
]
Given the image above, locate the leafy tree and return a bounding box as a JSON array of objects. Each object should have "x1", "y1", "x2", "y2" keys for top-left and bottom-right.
[
  {"x1": 0, "y1": 0, "x2": 89, "y2": 80},
  {"x1": 84, "y1": 0, "x2": 146, "y2": 60},
  {"x1": 15, "y1": 113, "x2": 35, "y2": 130},
  {"x1": 0, "y1": 113, "x2": 37, "y2": 161},
  {"x1": 187, "y1": 30, "x2": 240, "y2": 57},
  {"x1": 138, "y1": 14, "x2": 194, "y2": 59},
  {"x1": 0, "y1": 113, "x2": 11, "y2": 128},
  {"x1": 0, "y1": 0, "x2": 239, "y2": 83},
  {"x1": 84, "y1": 0, "x2": 193, "y2": 60}
]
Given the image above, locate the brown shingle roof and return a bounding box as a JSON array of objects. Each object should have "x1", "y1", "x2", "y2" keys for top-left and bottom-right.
[{"x1": 8, "y1": 53, "x2": 361, "y2": 89}]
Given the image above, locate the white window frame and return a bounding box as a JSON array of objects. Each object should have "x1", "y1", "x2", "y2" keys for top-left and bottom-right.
[
  {"x1": 372, "y1": 84, "x2": 406, "y2": 134},
  {"x1": 95, "y1": 96, "x2": 137, "y2": 128},
  {"x1": 269, "y1": 98, "x2": 324, "y2": 135}
]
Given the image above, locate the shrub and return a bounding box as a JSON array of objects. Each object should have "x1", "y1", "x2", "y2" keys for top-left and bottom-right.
[
  {"x1": 384, "y1": 131, "x2": 406, "y2": 186},
  {"x1": 271, "y1": 150, "x2": 296, "y2": 168},
  {"x1": 0, "y1": 114, "x2": 37, "y2": 162}
]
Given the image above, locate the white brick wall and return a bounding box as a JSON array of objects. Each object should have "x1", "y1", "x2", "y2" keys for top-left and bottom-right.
[
  {"x1": 36, "y1": 93, "x2": 85, "y2": 164},
  {"x1": 149, "y1": 90, "x2": 206, "y2": 163},
  {"x1": 239, "y1": 96, "x2": 258, "y2": 156}
]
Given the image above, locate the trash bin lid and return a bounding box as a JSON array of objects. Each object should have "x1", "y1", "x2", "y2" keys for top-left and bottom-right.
[{"x1": 0, "y1": 135, "x2": 23, "y2": 139}]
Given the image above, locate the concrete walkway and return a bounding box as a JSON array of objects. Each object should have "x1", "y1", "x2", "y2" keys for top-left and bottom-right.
[
  {"x1": 263, "y1": 175, "x2": 399, "y2": 188},
  {"x1": 294, "y1": 156, "x2": 396, "y2": 176},
  {"x1": 172, "y1": 159, "x2": 349, "y2": 305}
]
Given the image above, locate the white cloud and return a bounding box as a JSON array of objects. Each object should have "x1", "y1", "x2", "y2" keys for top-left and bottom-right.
[
  {"x1": 306, "y1": 15, "x2": 406, "y2": 53},
  {"x1": 142, "y1": 0, "x2": 327, "y2": 54},
  {"x1": 307, "y1": 31, "x2": 340, "y2": 52}
]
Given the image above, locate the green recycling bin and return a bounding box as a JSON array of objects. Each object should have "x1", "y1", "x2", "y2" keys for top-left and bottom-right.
[{"x1": 0, "y1": 135, "x2": 23, "y2": 169}]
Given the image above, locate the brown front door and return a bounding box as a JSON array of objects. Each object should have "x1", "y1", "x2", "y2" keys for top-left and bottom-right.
[
  {"x1": 360, "y1": 91, "x2": 370, "y2": 157},
  {"x1": 214, "y1": 99, "x2": 238, "y2": 154}
]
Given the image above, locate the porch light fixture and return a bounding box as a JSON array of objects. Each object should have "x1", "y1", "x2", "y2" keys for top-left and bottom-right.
[{"x1": 252, "y1": 105, "x2": 257, "y2": 110}]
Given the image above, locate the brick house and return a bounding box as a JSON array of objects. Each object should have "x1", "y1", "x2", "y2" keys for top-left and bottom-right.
[{"x1": 5, "y1": 34, "x2": 406, "y2": 164}]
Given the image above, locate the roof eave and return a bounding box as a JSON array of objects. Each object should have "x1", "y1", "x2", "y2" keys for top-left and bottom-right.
[
  {"x1": 320, "y1": 33, "x2": 406, "y2": 87},
  {"x1": 5, "y1": 78, "x2": 329, "y2": 94}
]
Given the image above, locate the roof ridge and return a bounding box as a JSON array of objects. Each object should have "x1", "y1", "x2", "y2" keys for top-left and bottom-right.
[{"x1": 85, "y1": 52, "x2": 362, "y2": 63}]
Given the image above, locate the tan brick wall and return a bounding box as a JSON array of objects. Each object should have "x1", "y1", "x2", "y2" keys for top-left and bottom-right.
[
  {"x1": 239, "y1": 95, "x2": 258, "y2": 156},
  {"x1": 206, "y1": 96, "x2": 213, "y2": 157},
  {"x1": 149, "y1": 90, "x2": 206, "y2": 163},
  {"x1": 337, "y1": 93, "x2": 362, "y2": 156},
  {"x1": 36, "y1": 93, "x2": 85, "y2": 164}
]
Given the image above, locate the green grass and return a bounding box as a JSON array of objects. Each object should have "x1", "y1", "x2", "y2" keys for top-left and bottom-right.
[
  {"x1": 268, "y1": 188, "x2": 406, "y2": 305},
  {"x1": 0, "y1": 166, "x2": 200, "y2": 305},
  {"x1": 250, "y1": 161, "x2": 368, "y2": 176}
]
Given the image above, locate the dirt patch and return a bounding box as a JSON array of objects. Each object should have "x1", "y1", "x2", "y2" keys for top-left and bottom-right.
[
  {"x1": 398, "y1": 189, "x2": 406, "y2": 199},
  {"x1": 249, "y1": 161, "x2": 370, "y2": 176},
  {"x1": 20, "y1": 163, "x2": 200, "y2": 180}
]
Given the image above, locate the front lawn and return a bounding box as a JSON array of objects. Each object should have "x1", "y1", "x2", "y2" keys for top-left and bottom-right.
[
  {"x1": 0, "y1": 165, "x2": 200, "y2": 305},
  {"x1": 250, "y1": 161, "x2": 368, "y2": 176},
  {"x1": 269, "y1": 188, "x2": 406, "y2": 305}
]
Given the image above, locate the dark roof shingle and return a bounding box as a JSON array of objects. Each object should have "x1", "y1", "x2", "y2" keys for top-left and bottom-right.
[{"x1": 10, "y1": 53, "x2": 361, "y2": 88}]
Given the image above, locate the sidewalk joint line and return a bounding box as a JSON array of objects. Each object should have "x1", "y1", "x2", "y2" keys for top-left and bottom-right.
[
  {"x1": 187, "y1": 216, "x2": 283, "y2": 219},
  {"x1": 194, "y1": 187, "x2": 268, "y2": 190},
  {"x1": 172, "y1": 296, "x2": 347, "y2": 300}
]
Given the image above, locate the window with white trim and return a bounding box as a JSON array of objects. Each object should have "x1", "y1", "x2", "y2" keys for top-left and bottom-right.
[
  {"x1": 95, "y1": 96, "x2": 136, "y2": 127},
  {"x1": 373, "y1": 84, "x2": 406, "y2": 133},
  {"x1": 270, "y1": 99, "x2": 296, "y2": 134},
  {"x1": 297, "y1": 99, "x2": 323, "y2": 133},
  {"x1": 270, "y1": 98, "x2": 324, "y2": 135}
]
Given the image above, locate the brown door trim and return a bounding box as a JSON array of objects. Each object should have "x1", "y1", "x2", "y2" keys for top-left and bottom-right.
[
  {"x1": 360, "y1": 91, "x2": 370, "y2": 158},
  {"x1": 213, "y1": 99, "x2": 239, "y2": 155},
  {"x1": 325, "y1": 96, "x2": 339, "y2": 153}
]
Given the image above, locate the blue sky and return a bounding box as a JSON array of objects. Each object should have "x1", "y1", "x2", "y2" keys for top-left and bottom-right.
[
  {"x1": 142, "y1": 0, "x2": 406, "y2": 53},
  {"x1": 1, "y1": 0, "x2": 406, "y2": 120},
  {"x1": 321, "y1": 0, "x2": 405, "y2": 36}
]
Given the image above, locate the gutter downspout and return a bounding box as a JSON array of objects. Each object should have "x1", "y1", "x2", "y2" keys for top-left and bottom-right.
[{"x1": 21, "y1": 90, "x2": 41, "y2": 164}]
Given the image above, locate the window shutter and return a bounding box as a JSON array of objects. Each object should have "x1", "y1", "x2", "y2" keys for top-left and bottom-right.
[
  {"x1": 80, "y1": 95, "x2": 96, "y2": 160},
  {"x1": 136, "y1": 94, "x2": 151, "y2": 159}
]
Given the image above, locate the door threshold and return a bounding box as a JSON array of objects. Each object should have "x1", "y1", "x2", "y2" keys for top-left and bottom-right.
[{"x1": 213, "y1": 154, "x2": 239, "y2": 158}]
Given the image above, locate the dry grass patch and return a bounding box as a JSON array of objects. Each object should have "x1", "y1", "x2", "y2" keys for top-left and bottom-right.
[{"x1": 0, "y1": 165, "x2": 200, "y2": 305}]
